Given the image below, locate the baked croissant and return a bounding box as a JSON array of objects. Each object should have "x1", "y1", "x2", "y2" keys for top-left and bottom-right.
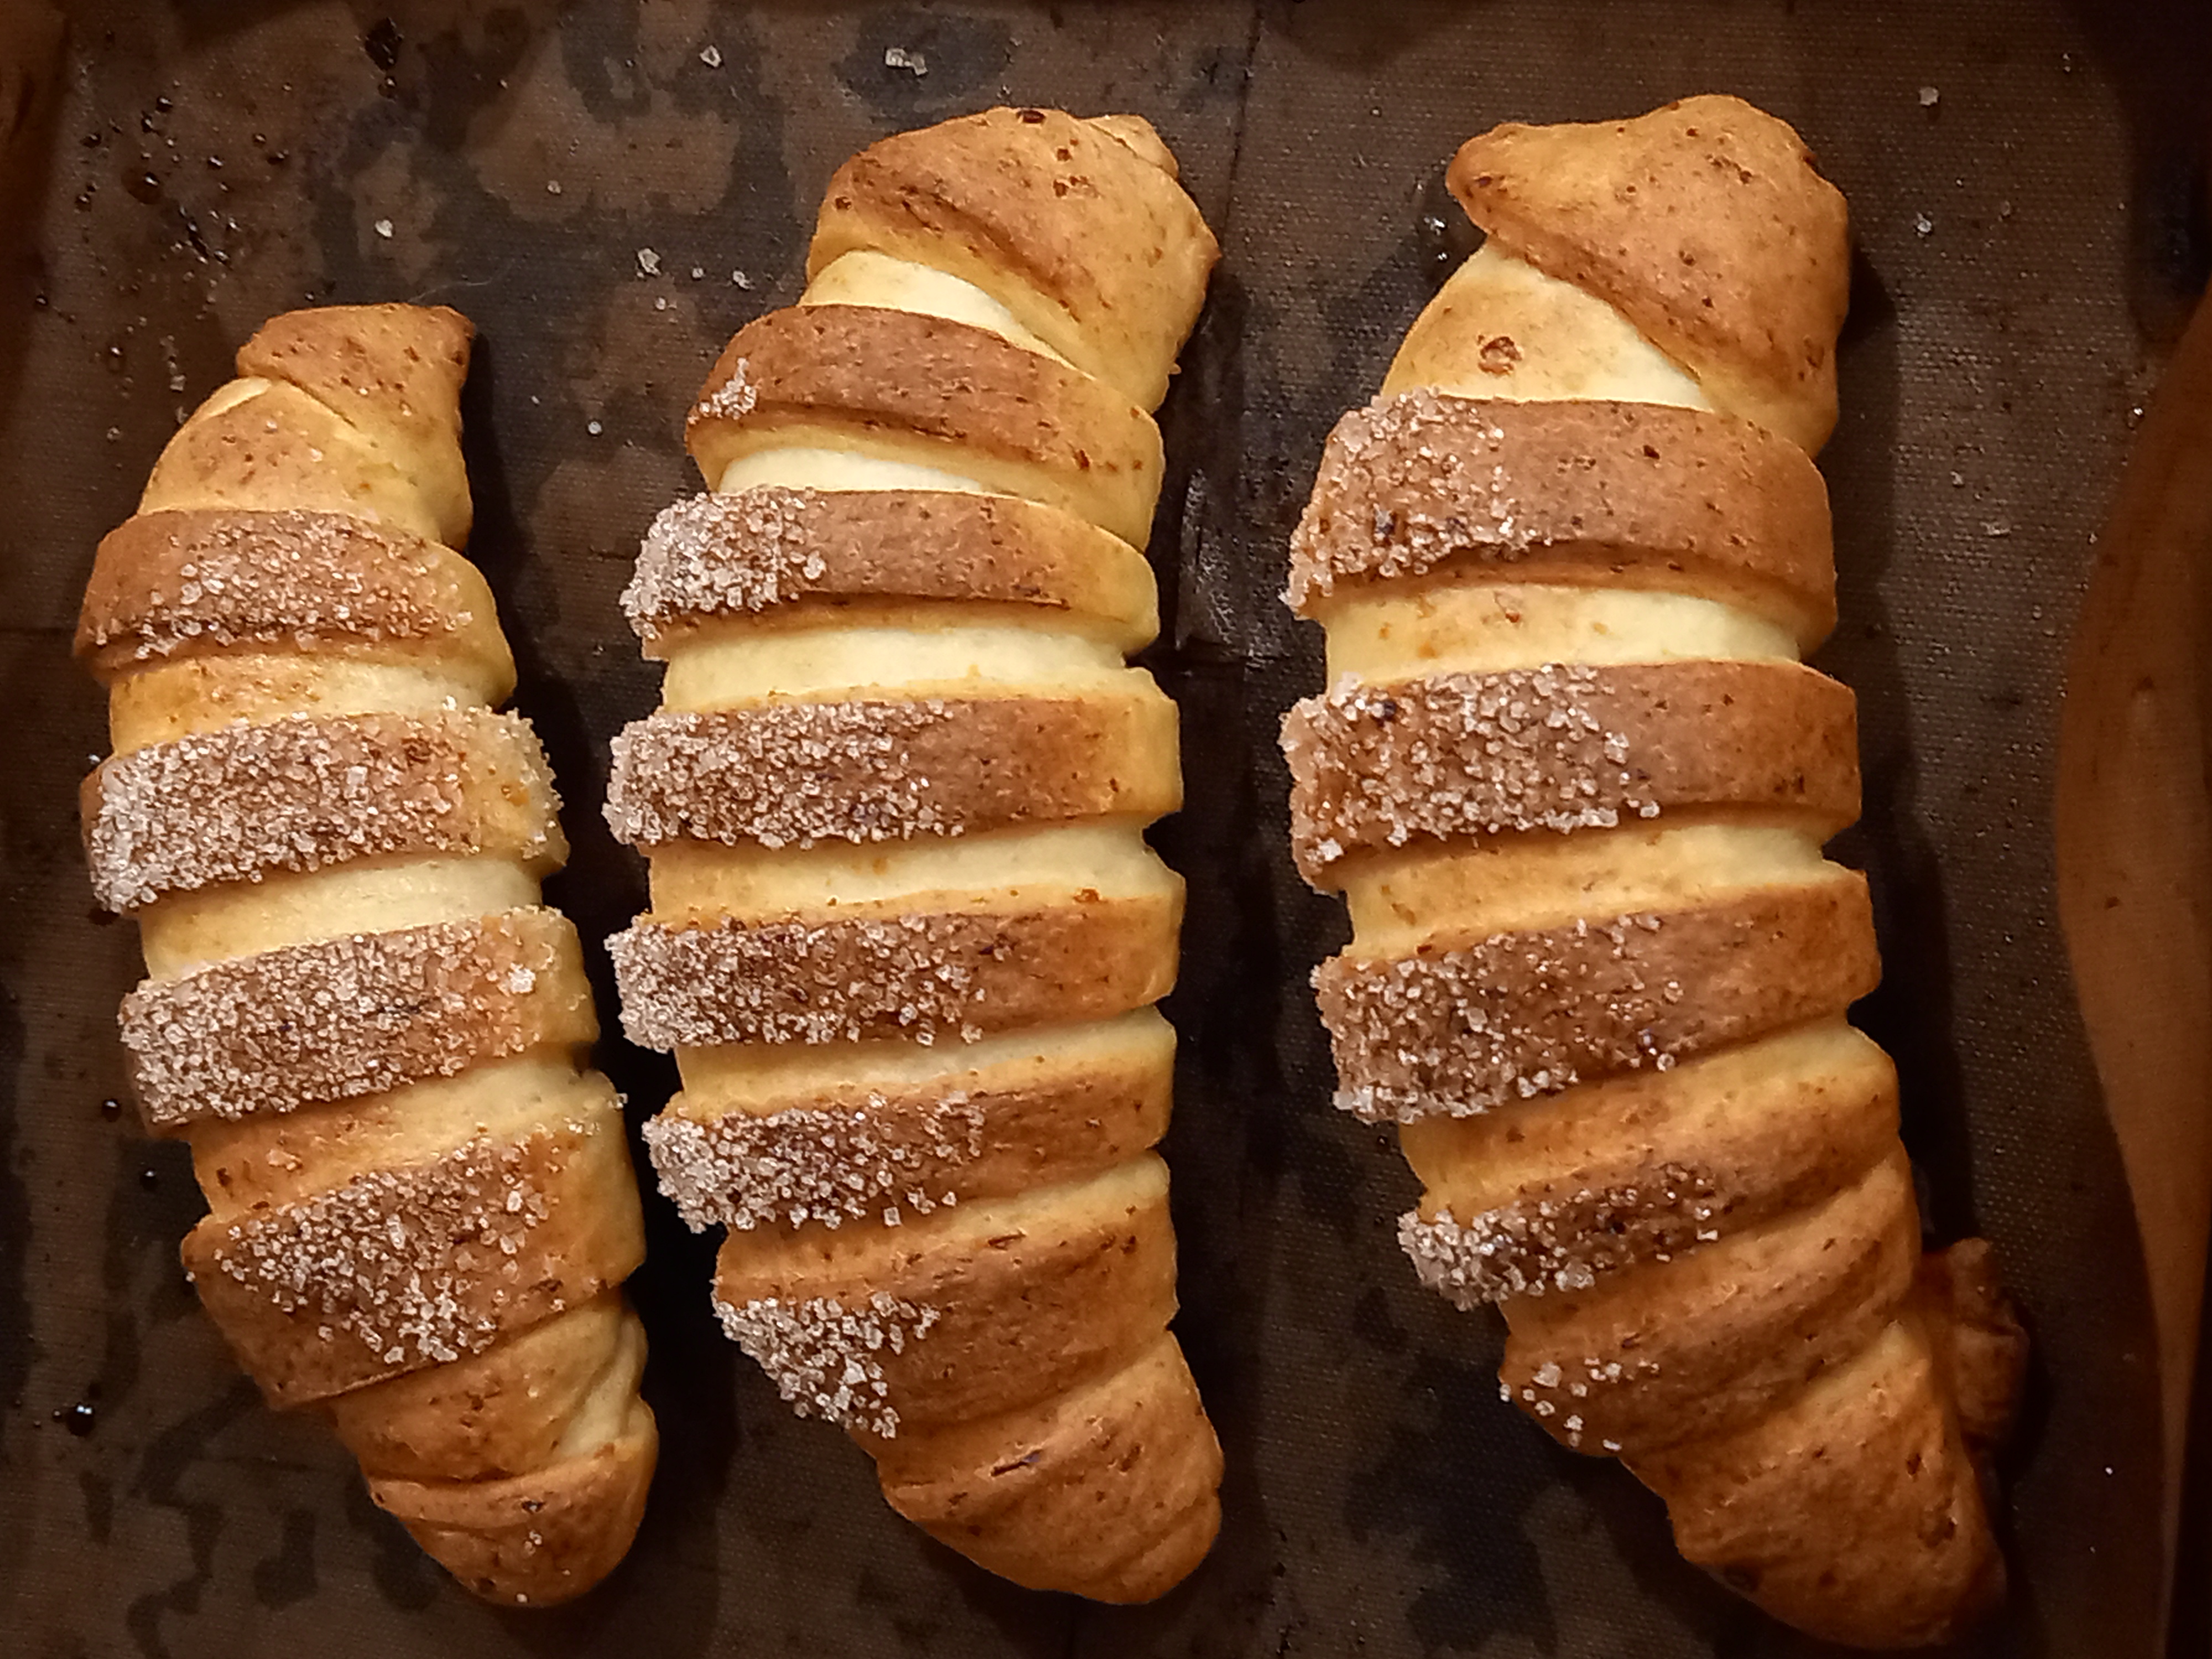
[
  {"x1": 76, "y1": 304, "x2": 656, "y2": 1606},
  {"x1": 1281, "y1": 97, "x2": 2024, "y2": 1647},
  {"x1": 603, "y1": 106, "x2": 1224, "y2": 1602}
]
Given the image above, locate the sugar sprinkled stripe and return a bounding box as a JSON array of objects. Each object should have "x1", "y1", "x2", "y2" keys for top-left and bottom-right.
[
  {"x1": 84, "y1": 707, "x2": 560, "y2": 912},
  {"x1": 1286, "y1": 388, "x2": 1521, "y2": 608},
  {"x1": 1283, "y1": 663, "x2": 1646, "y2": 877},
  {"x1": 1397, "y1": 1161, "x2": 1726, "y2": 1307},
  {"x1": 645, "y1": 1093, "x2": 985, "y2": 1232},
  {"x1": 606, "y1": 700, "x2": 952, "y2": 851},
  {"x1": 693, "y1": 354, "x2": 757, "y2": 423},
  {"x1": 1317, "y1": 910, "x2": 1672, "y2": 1122},
  {"x1": 1316, "y1": 883, "x2": 1874, "y2": 1122},
  {"x1": 208, "y1": 1129, "x2": 567, "y2": 1370},
  {"x1": 713, "y1": 1290, "x2": 939, "y2": 1438},
  {"x1": 119, "y1": 909, "x2": 577, "y2": 1128},
  {"x1": 609, "y1": 901, "x2": 1154, "y2": 1051},
  {"x1": 619, "y1": 488, "x2": 828, "y2": 635},
  {"x1": 605, "y1": 696, "x2": 1141, "y2": 852},
  {"x1": 1282, "y1": 387, "x2": 1832, "y2": 619},
  {"x1": 81, "y1": 509, "x2": 461, "y2": 664},
  {"x1": 609, "y1": 912, "x2": 992, "y2": 1050}
]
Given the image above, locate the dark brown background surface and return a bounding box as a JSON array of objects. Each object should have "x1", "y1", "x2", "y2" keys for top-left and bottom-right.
[{"x1": 1, "y1": 2, "x2": 2205, "y2": 1655}]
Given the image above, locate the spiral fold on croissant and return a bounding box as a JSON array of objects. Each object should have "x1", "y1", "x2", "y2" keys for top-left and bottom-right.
[
  {"x1": 1281, "y1": 97, "x2": 2024, "y2": 1647},
  {"x1": 76, "y1": 305, "x2": 655, "y2": 1606},
  {"x1": 606, "y1": 107, "x2": 1224, "y2": 1601}
]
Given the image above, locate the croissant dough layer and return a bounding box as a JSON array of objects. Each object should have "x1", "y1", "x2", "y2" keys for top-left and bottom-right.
[
  {"x1": 1282, "y1": 96, "x2": 2023, "y2": 1647},
  {"x1": 76, "y1": 304, "x2": 655, "y2": 1607},
  {"x1": 608, "y1": 107, "x2": 1224, "y2": 1603}
]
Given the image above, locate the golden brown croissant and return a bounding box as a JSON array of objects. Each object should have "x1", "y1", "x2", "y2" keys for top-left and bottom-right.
[
  {"x1": 1281, "y1": 96, "x2": 2024, "y2": 1647},
  {"x1": 604, "y1": 106, "x2": 1224, "y2": 1601},
  {"x1": 76, "y1": 303, "x2": 656, "y2": 1606}
]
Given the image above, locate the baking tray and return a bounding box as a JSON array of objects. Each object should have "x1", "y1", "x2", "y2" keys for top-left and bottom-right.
[{"x1": 1, "y1": 2, "x2": 2206, "y2": 1655}]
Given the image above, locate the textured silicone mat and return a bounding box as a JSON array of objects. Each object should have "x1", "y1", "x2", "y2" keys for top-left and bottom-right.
[{"x1": 0, "y1": 3, "x2": 2203, "y2": 1655}]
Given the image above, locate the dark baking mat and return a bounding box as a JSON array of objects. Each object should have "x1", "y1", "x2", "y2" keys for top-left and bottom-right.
[{"x1": 0, "y1": 2, "x2": 2201, "y2": 1655}]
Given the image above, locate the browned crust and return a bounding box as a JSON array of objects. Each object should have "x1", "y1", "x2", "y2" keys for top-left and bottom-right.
[
  {"x1": 184, "y1": 1112, "x2": 645, "y2": 1406},
  {"x1": 81, "y1": 706, "x2": 566, "y2": 913},
  {"x1": 121, "y1": 908, "x2": 594, "y2": 1131},
  {"x1": 713, "y1": 1162, "x2": 1178, "y2": 1434},
  {"x1": 87, "y1": 301, "x2": 659, "y2": 1610},
  {"x1": 1316, "y1": 878, "x2": 1881, "y2": 1120},
  {"x1": 605, "y1": 692, "x2": 1178, "y2": 852},
  {"x1": 1285, "y1": 659, "x2": 1859, "y2": 883},
  {"x1": 1497, "y1": 1150, "x2": 1920, "y2": 1455},
  {"x1": 685, "y1": 305, "x2": 1161, "y2": 545},
  {"x1": 609, "y1": 893, "x2": 1181, "y2": 1051},
  {"x1": 1399, "y1": 1027, "x2": 1899, "y2": 1303},
  {"x1": 1287, "y1": 392, "x2": 1835, "y2": 641},
  {"x1": 140, "y1": 388, "x2": 418, "y2": 541},
  {"x1": 1915, "y1": 1238, "x2": 2028, "y2": 1455},
  {"x1": 646, "y1": 1045, "x2": 1173, "y2": 1233},
  {"x1": 328, "y1": 1294, "x2": 638, "y2": 1483},
  {"x1": 75, "y1": 508, "x2": 508, "y2": 683},
  {"x1": 371, "y1": 1410, "x2": 658, "y2": 1608},
  {"x1": 875, "y1": 1336, "x2": 1222, "y2": 1601},
  {"x1": 812, "y1": 108, "x2": 1130, "y2": 315},
  {"x1": 622, "y1": 487, "x2": 1156, "y2": 648},
  {"x1": 236, "y1": 304, "x2": 475, "y2": 550},
  {"x1": 1631, "y1": 1325, "x2": 2005, "y2": 1647},
  {"x1": 187, "y1": 1067, "x2": 577, "y2": 1216},
  {"x1": 1448, "y1": 96, "x2": 1851, "y2": 451},
  {"x1": 806, "y1": 106, "x2": 1219, "y2": 409}
]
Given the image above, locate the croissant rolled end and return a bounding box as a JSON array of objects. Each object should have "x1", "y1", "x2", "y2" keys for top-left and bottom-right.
[
  {"x1": 1916, "y1": 1236, "x2": 2029, "y2": 1457},
  {"x1": 875, "y1": 1338, "x2": 1223, "y2": 1601},
  {"x1": 369, "y1": 1404, "x2": 659, "y2": 1608},
  {"x1": 1631, "y1": 1321, "x2": 2005, "y2": 1648},
  {"x1": 799, "y1": 106, "x2": 1217, "y2": 414},
  {"x1": 236, "y1": 302, "x2": 478, "y2": 549},
  {"x1": 1444, "y1": 92, "x2": 1849, "y2": 456},
  {"x1": 1705, "y1": 1525, "x2": 2005, "y2": 1653}
]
